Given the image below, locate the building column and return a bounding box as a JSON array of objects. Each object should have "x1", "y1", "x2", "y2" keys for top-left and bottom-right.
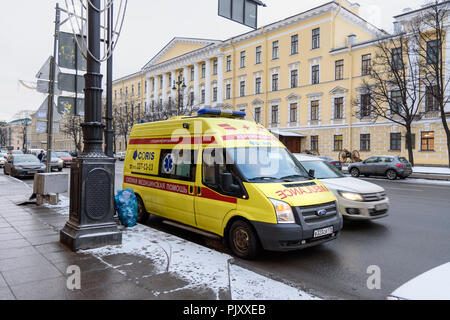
[
  {"x1": 162, "y1": 73, "x2": 168, "y2": 107},
  {"x1": 205, "y1": 59, "x2": 211, "y2": 107},
  {"x1": 145, "y1": 76, "x2": 151, "y2": 114},
  {"x1": 183, "y1": 66, "x2": 189, "y2": 108},
  {"x1": 171, "y1": 70, "x2": 176, "y2": 111},
  {"x1": 154, "y1": 75, "x2": 159, "y2": 108},
  {"x1": 217, "y1": 54, "x2": 224, "y2": 108},
  {"x1": 194, "y1": 63, "x2": 200, "y2": 109}
]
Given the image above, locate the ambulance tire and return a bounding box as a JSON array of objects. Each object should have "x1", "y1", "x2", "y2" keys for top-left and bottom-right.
[
  {"x1": 136, "y1": 195, "x2": 149, "y2": 224},
  {"x1": 228, "y1": 220, "x2": 261, "y2": 259}
]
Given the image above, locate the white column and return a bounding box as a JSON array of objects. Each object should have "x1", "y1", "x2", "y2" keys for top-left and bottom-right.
[
  {"x1": 217, "y1": 55, "x2": 224, "y2": 107},
  {"x1": 162, "y1": 73, "x2": 168, "y2": 106},
  {"x1": 171, "y1": 70, "x2": 176, "y2": 109},
  {"x1": 205, "y1": 59, "x2": 211, "y2": 107},
  {"x1": 154, "y1": 75, "x2": 160, "y2": 106},
  {"x1": 194, "y1": 63, "x2": 200, "y2": 108},
  {"x1": 145, "y1": 76, "x2": 151, "y2": 113},
  {"x1": 183, "y1": 66, "x2": 189, "y2": 108}
]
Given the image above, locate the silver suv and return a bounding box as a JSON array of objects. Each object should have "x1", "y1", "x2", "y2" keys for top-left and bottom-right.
[{"x1": 348, "y1": 156, "x2": 412, "y2": 180}]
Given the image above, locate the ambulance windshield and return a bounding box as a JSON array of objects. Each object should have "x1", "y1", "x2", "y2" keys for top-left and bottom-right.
[{"x1": 227, "y1": 147, "x2": 309, "y2": 182}]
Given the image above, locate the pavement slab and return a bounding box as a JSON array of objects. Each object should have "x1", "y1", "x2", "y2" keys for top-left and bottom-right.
[
  {"x1": 2, "y1": 263, "x2": 63, "y2": 287},
  {"x1": 10, "y1": 276, "x2": 86, "y2": 300},
  {"x1": 0, "y1": 287, "x2": 15, "y2": 300}
]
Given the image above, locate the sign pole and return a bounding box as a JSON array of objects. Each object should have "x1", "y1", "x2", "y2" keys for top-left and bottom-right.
[
  {"x1": 105, "y1": 3, "x2": 114, "y2": 158},
  {"x1": 46, "y1": 3, "x2": 60, "y2": 172}
]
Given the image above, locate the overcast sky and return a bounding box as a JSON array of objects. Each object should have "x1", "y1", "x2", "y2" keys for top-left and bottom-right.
[{"x1": 0, "y1": 0, "x2": 426, "y2": 121}]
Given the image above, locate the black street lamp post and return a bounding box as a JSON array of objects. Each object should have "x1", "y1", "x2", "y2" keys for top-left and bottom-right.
[
  {"x1": 172, "y1": 73, "x2": 186, "y2": 116},
  {"x1": 60, "y1": 0, "x2": 122, "y2": 251}
]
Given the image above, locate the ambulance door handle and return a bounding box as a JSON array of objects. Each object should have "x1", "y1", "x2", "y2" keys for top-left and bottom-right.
[
  {"x1": 197, "y1": 187, "x2": 201, "y2": 196},
  {"x1": 189, "y1": 186, "x2": 194, "y2": 194}
]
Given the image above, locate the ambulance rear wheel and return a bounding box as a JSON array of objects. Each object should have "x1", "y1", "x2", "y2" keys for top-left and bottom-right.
[
  {"x1": 228, "y1": 220, "x2": 261, "y2": 259},
  {"x1": 136, "y1": 195, "x2": 149, "y2": 224}
]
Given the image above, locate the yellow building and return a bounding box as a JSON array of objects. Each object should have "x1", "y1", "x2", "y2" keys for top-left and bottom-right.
[{"x1": 113, "y1": 0, "x2": 450, "y2": 166}]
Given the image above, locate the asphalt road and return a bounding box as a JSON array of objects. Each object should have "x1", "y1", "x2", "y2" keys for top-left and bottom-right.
[{"x1": 16, "y1": 162, "x2": 450, "y2": 300}]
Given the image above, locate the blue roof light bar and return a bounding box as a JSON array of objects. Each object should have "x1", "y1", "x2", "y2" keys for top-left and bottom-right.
[{"x1": 197, "y1": 108, "x2": 246, "y2": 119}]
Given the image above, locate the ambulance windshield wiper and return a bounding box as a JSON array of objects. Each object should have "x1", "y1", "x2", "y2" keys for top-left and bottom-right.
[
  {"x1": 248, "y1": 176, "x2": 279, "y2": 181},
  {"x1": 280, "y1": 174, "x2": 309, "y2": 181}
]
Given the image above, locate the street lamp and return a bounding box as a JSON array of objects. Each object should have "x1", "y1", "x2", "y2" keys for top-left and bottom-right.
[{"x1": 172, "y1": 73, "x2": 187, "y2": 116}]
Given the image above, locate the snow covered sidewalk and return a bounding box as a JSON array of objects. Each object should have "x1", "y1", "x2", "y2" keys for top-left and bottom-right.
[
  {"x1": 412, "y1": 166, "x2": 450, "y2": 175},
  {"x1": 83, "y1": 223, "x2": 319, "y2": 300}
]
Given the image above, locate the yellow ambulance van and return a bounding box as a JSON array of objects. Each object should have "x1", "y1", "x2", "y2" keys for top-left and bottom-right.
[{"x1": 123, "y1": 109, "x2": 343, "y2": 259}]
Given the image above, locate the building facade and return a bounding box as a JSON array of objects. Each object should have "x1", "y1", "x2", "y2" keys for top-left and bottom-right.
[{"x1": 112, "y1": 0, "x2": 450, "y2": 166}]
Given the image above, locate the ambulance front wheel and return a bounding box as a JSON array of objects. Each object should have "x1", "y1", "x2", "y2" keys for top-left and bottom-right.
[
  {"x1": 228, "y1": 220, "x2": 261, "y2": 259},
  {"x1": 136, "y1": 195, "x2": 149, "y2": 224}
]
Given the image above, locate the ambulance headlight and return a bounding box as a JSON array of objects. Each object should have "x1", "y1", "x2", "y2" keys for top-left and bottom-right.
[{"x1": 269, "y1": 198, "x2": 295, "y2": 224}]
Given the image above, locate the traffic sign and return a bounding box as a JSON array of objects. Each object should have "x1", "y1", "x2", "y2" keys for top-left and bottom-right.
[
  {"x1": 57, "y1": 73, "x2": 85, "y2": 93},
  {"x1": 58, "y1": 32, "x2": 87, "y2": 71},
  {"x1": 218, "y1": 0, "x2": 266, "y2": 29},
  {"x1": 57, "y1": 97, "x2": 85, "y2": 116}
]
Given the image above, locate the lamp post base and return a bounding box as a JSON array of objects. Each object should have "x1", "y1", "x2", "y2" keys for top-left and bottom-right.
[{"x1": 60, "y1": 221, "x2": 122, "y2": 251}]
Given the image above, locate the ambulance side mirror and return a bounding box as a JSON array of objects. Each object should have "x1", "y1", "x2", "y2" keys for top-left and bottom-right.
[
  {"x1": 308, "y1": 169, "x2": 315, "y2": 178},
  {"x1": 221, "y1": 172, "x2": 240, "y2": 193}
]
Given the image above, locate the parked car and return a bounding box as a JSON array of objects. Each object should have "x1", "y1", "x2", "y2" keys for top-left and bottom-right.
[
  {"x1": 55, "y1": 151, "x2": 73, "y2": 167},
  {"x1": 0, "y1": 153, "x2": 7, "y2": 167},
  {"x1": 295, "y1": 154, "x2": 389, "y2": 220},
  {"x1": 41, "y1": 152, "x2": 64, "y2": 172},
  {"x1": 115, "y1": 152, "x2": 126, "y2": 161},
  {"x1": 3, "y1": 154, "x2": 46, "y2": 178},
  {"x1": 348, "y1": 156, "x2": 412, "y2": 180},
  {"x1": 387, "y1": 262, "x2": 450, "y2": 300},
  {"x1": 318, "y1": 156, "x2": 342, "y2": 171}
]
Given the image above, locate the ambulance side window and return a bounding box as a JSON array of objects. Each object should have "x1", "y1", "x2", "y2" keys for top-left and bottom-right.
[{"x1": 159, "y1": 149, "x2": 196, "y2": 182}]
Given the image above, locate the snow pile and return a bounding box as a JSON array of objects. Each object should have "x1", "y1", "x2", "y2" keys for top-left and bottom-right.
[
  {"x1": 413, "y1": 166, "x2": 450, "y2": 175},
  {"x1": 83, "y1": 224, "x2": 318, "y2": 300}
]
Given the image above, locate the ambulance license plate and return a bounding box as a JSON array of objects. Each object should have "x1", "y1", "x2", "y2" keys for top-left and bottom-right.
[{"x1": 313, "y1": 226, "x2": 333, "y2": 238}]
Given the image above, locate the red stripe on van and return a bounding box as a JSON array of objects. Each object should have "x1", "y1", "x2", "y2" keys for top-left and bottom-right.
[
  {"x1": 129, "y1": 136, "x2": 215, "y2": 145},
  {"x1": 222, "y1": 134, "x2": 277, "y2": 141},
  {"x1": 200, "y1": 188, "x2": 237, "y2": 204},
  {"x1": 124, "y1": 176, "x2": 190, "y2": 195}
]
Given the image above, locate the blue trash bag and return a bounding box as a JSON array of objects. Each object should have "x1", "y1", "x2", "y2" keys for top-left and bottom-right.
[{"x1": 114, "y1": 188, "x2": 138, "y2": 227}]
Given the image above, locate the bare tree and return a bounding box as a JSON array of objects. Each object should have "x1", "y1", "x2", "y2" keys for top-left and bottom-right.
[
  {"x1": 354, "y1": 33, "x2": 425, "y2": 165},
  {"x1": 61, "y1": 115, "x2": 83, "y2": 153},
  {"x1": 409, "y1": 0, "x2": 450, "y2": 167}
]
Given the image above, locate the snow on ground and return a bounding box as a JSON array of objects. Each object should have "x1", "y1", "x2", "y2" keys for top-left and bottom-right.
[
  {"x1": 392, "y1": 178, "x2": 450, "y2": 186},
  {"x1": 412, "y1": 167, "x2": 450, "y2": 175},
  {"x1": 41, "y1": 195, "x2": 70, "y2": 215},
  {"x1": 83, "y1": 223, "x2": 318, "y2": 300}
]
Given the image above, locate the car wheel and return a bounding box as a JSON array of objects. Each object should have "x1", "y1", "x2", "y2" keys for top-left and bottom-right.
[
  {"x1": 228, "y1": 220, "x2": 261, "y2": 259},
  {"x1": 386, "y1": 169, "x2": 398, "y2": 180},
  {"x1": 136, "y1": 195, "x2": 149, "y2": 224},
  {"x1": 350, "y1": 168, "x2": 360, "y2": 178},
  {"x1": 58, "y1": 167, "x2": 63, "y2": 172}
]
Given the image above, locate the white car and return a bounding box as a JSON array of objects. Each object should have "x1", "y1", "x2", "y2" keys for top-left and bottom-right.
[
  {"x1": 0, "y1": 153, "x2": 6, "y2": 167},
  {"x1": 388, "y1": 262, "x2": 450, "y2": 300},
  {"x1": 295, "y1": 154, "x2": 389, "y2": 220}
]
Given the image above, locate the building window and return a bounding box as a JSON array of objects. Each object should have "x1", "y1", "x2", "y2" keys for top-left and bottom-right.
[
  {"x1": 272, "y1": 40, "x2": 279, "y2": 59},
  {"x1": 390, "y1": 90, "x2": 402, "y2": 114},
  {"x1": 312, "y1": 28, "x2": 320, "y2": 49},
  {"x1": 425, "y1": 85, "x2": 439, "y2": 111},
  {"x1": 334, "y1": 97, "x2": 344, "y2": 119},
  {"x1": 240, "y1": 51, "x2": 246, "y2": 68},
  {"x1": 255, "y1": 77, "x2": 262, "y2": 94},
  {"x1": 311, "y1": 136, "x2": 319, "y2": 151},
  {"x1": 168, "y1": 74, "x2": 172, "y2": 88},
  {"x1": 421, "y1": 131, "x2": 434, "y2": 151},
  {"x1": 406, "y1": 133, "x2": 416, "y2": 150},
  {"x1": 201, "y1": 89, "x2": 205, "y2": 104},
  {"x1": 213, "y1": 87, "x2": 218, "y2": 102},
  {"x1": 311, "y1": 100, "x2": 319, "y2": 121},
  {"x1": 290, "y1": 69, "x2": 298, "y2": 88},
  {"x1": 290, "y1": 103, "x2": 298, "y2": 123},
  {"x1": 255, "y1": 46, "x2": 262, "y2": 64},
  {"x1": 254, "y1": 107, "x2": 261, "y2": 123},
  {"x1": 291, "y1": 35, "x2": 298, "y2": 55},
  {"x1": 390, "y1": 133, "x2": 401, "y2": 151},
  {"x1": 201, "y1": 64, "x2": 206, "y2": 78},
  {"x1": 213, "y1": 59, "x2": 218, "y2": 75},
  {"x1": 391, "y1": 47, "x2": 403, "y2": 70},
  {"x1": 311, "y1": 65, "x2": 320, "y2": 84},
  {"x1": 131, "y1": 85, "x2": 134, "y2": 96},
  {"x1": 362, "y1": 54, "x2": 371, "y2": 76},
  {"x1": 226, "y1": 84, "x2": 231, "y2": 99},
  {"x1": 226, "y1": 55, "x2": 231, "y2": 72},
  {"x1": 240, "y1": 81, "x2": 246, "y2": 97},
  {"x1": 360, "y1": 94, "x2": 371, "y2": 117},
  {"x1": 190, "y1": 91, "x2": 194, "y2": 106},
  {"x1": 190, "y1": 67, "x2": 194, "y2": 81},
  {"x1": 334, "y1": 135, "x2": 343, "y2": 151},
  {"x1": 125, "y1": 87, "x2": 128, "y2": 97},
  {"x1": 160, "y1": 77, "x2": 163, "y2": 89},
  {"x1": 272, "y1": 74, "x2": 279, "y2": 91},
  {"x1": 335, "y1": 60, "x2": 344, "y2": 80},
  {"x1": 137, "y1": 83, "x2": 141, "y2": 96},
  {"x1": 427, "y1": 40, "x2": 440, "y2": 65},
  {"x1": 360, "y1": 134, "x2": 370, "y2": 151},
  {"x1": 271, "y1": 105, "x2": 279, "y2": 124}
]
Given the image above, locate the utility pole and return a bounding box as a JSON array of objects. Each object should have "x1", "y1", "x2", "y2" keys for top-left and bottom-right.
[
  {"x1": 46, "y1": 3, "x2": 60, "y2": 172},
  {"x1": 60, "y1": 0, "x2": 121, "y2": 251}
]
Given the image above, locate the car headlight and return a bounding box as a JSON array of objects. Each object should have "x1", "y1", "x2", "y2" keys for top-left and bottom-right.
[
  {"x1": 338, "y1": 191, "x2": 364, "y2": 202},
  {"x1": 58, "y1": 159, "x2": 63, "y2": 164},
  {"x1": 269, "y1": 198, "x2": 296, "y2": 224},
  {"x1": 15, "y1": 165, "x2": 23, "y2": 169}
]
